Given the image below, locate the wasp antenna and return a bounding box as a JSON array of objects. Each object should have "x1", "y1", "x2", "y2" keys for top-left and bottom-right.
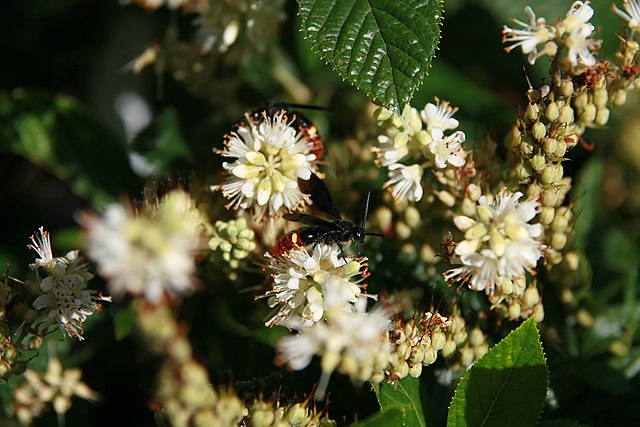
[
  {"x1": 362, "y1": 192, "x2": 372, "y2": 226},
  {"x1": 365, "y1": 232, "x2": 386, "y2": 239}
]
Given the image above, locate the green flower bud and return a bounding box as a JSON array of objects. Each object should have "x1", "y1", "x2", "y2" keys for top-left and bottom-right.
[
  {"x1": 612, "y1": 89, "x2": 627, "y2": 106},
  {"x1": 551, "y1": 232, "x2": 567, "y2": 250},
  {"x1": 515, "y1": 161, "x2": 532, "y2": 181},
  {"x1": 595, "y1": 108, "x2": 610, "y2": 126},
  {"x1": 0, "y1": 361, "x2": 11, "y2": 379},
  {"x1": 532, "y1": 122, "x2": 546, "y2": 140},
  {"x1": 559, "y1": 79, "x2": 574, "y2": 97},
  {"x1": 526, "y1": 103, "x2": 540, "y2": 122},
  {"x1": 541, "y1": 189, "x2": 559, "y2": 206},
  {"x1": 593, "y1": 86, "x2": 608, "y2": 109},
  {"x1": 539, "y1": 207, "x2": 555, "y2": 225},
  {"x1": 409, "y1": 362, "x2": 423, "y2": 378},
  {"x1": 543, "y1": 137, "x2": 558, "y2": 155},
  {"x1": 573, "y1": 91, "x2": 588, "y2": 109},
  {"x1": 559, "y1": 105, "x2": 575, "y2": 124},
  {"x1": 565, "y1": 251, "x2": 580, "y2": 271},
  {"x1": 579, "y1": 104, "x2": 596, "y2": 124},
  {"x1": 545, "y1": 102, "x2": 560, "y2": 122},
  {"x1": 508, "y1": 302, "x2": 522, "y2": 320},
  {"x1": 524, "y1": 287, "x2": 540, "y2": 307},
  {"x1": 526, "y1": 182, "x2": 542, "y2": 199},
  {"x1": 530, "y1": 153, "x2": 547, "y2": 172},
  {"x1": 554, "y1": 140, "x2": 567, "y2": 158}
]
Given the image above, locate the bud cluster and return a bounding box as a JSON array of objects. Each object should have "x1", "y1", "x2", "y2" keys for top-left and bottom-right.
[
  {"x1": 440, "y1": 314, "x2": 489, "y2": 375},
  {"x1": 248, "y1": 399, "x2": 335, "y2": 427},
  {"x1": 209, "y1": 218, "x2": 257, "y2": 276},
  {"x1": 386, "y1": 311, "x2": 450, "y2": 381}
]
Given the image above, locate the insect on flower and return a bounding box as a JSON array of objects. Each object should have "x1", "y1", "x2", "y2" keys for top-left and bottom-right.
[
  {"x1": 272, "y1": 172, "x2": 385, "y2": 257},
  {"x1": 237, "y1": 99, "x2": 325, "y2": 160}
]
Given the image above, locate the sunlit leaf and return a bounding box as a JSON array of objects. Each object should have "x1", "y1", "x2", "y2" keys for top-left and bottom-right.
[{"x1": 299, "y1": 0, "x2": 443, "y2": 114}]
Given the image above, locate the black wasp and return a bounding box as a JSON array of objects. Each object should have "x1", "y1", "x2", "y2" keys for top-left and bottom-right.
[{"x1": 272, "y1": 172, "x2": 384, "y2": 257}]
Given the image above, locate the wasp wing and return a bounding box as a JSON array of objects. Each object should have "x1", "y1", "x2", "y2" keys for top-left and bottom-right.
[
  {"x1": 299, "y1": 172, "x2": 342, "y2": 220},
  {"x1": 283, "y1": 213, "x2": 332, "y2": 226}
]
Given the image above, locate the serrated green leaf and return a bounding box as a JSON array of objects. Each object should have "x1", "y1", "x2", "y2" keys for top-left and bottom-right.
[
  {"x1": 447, "y1": 318, "x2": 548, "y2": 427},
  {"x1": 365, "y1": 376, "x2": 426, "y2": 427},
  {"x1": 298, "y1": 0, "x2": 443, "y2": 114},
  {"x1": 353, "y1": 407, "x2": 405, "y2": 426}
]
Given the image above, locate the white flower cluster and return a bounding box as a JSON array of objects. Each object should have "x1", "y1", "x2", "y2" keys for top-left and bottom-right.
[
  {"x1": 502, "y1": 1, "x2": 602, "y2": 66},
  {"x1": 80, "y1": 190, "x2": 207, "y2": 304},
  {"x1": 373, "y1": 99, "x2": 467, "y2": 203},
  {"x1": 214, "y1": 112, "x2": 317, "y2": 221},
  {"x1": 444, "y1": 190, "x2": 544, "y2": 294},
  {"x1": 28, "y1": 228, "x2": 110, "y2": 341},
  {"x1": 265, "y1": 244, "x2": 391, "y2": 400}
]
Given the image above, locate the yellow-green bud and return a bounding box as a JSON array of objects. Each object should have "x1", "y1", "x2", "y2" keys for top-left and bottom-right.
[
  {"x1": 579, "y1": 104, "x2": 596, "y2": 124},
  {"x1": 432, "y1": 331, "x2": 447, "y2": 350},
  {"x1": 543, "y1": 137, "x2": 558, "y2": 155},
  {"x1": 3, "y1": 345, "x2": 18, "y2": 364},
  {"x1": 546, "y1": 102, "x2": 560, "y2": 121},
  {"x1": 551, "y1": 214, "x2": 569, "y2": 232},
  {"x1": 530, "y1": 153, "x2": 547, "y2": 172},
  {"x1": 526, "y1": 182, "x2": 542, "y2": 199},
  {"x1": 395, "y1": 221, "x2": 412, "y2": 240},
  {"x1": 442, "y1": 339, "x2": 456, "y2": 358},
  {"x1": 565, "y1": 251, "x2": 580, "y2": 271},
  {"x1": 409, "y1": 362, "x2": 423, "y2": 378},
  {"x1": 573, "y1": 91, "x2": 588, "y2": 109},
  {"x1": 508, "y1": 302, "x2": 522, "y2": 320},
  {"x1": 515, "y1": 161, "x2": 532, "y2": 181},
  {"x1": 499, "y1": 279, "x2": 514, "y2": 295},
  {"x1": 541, "y1": 189, "x2": 559, "y2": 206},
  {"x1": 0, "y1": 361, "x2": 11, "y2": 379},
  {"x1": 551, "y1": 232, "x2": 567, "y2": 250},
  {"x1": 505, "y1": 126, "x2": 522, "y2": 148},
  {"x1": 559, "y1": 105, "x2": 574, "y2": 124},
  {"x1": 520, "y1": 140, "x2": 535, "y2": 157},
  {"x1": 595, "y1": 108, "x2": 610, "y2": 126},
  {"x1": 27, "y1": 335, "x2": 43, "y2": 350},
  {"x1": 612, "y1": 89, "x2": 627, "y2": 106},
  {"x1": 526, "y1": 103, "x2": 540, "y2": 122},
  {"x1": 461, "y1": 198, "x2": 476, "y2": 217},
  {"x1": 469, "y1": 328, "x2": 485, "y2": 347},
  {"x1": 374, "y1": 107, "x2": 394, "y2": 122},
  {"x1": 554, "y1": 140, "x2": 567, "y2": 158},
  {"x1": 405, "y1": 206, "x2": 421, "y2": 229},
  {"x1": 467, "y1": 184, "x2": 482, "y2": 202},
  {"x1": 532, "y1": 122, "x2": 546, "y2": 140},
  {"x1": 539, "y1": 207, "x2": 556, "y2": 225},
  {"x1": 374, "y1": 206, "x2": 393, "y2": 232},
  {"x1": 524, "y1": 287, "x2": 540, "y2": 307},
  {"x1": 559, "y1": 79, "x2": 574, "y2": 97},
  {"x1": 593, "y1": 87, "x2": 608, "y2": 109},
  {"x1": 540, "y1": 163, "x2": 563, "y2": 184},
  {"x1": 422, "y1": 347, "x2": 438, "y2": 365}
]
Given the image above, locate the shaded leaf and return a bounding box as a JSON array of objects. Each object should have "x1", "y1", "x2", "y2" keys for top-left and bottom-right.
[
  {"x1": 0, "y1": 89, "x2": 140, "y2": 208},
  {"x1": 299, "y1": 0, "x2": 443, "y2": 114},
  {"x1": 113, "y1": 303, "x2": 137, "y2": 341},
  {"x1": 447, "y1": 318, "x2": 547, "y2": 427},
  {"x1": 364, "y1": 376, "x2": 426, "y2": 427},
  {"x1": 354, "y1": 407, "x2": 405, "y2": 426}
]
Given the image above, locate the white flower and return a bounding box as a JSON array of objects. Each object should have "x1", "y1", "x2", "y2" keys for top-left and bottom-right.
[
  {"x1": 562, "y1": 1, "x2": 594, "y2": 34},
  {"x1": 28, "y1": 228, "x2": 110, "y2": 341},
  {"x1": 421, "y1": 98, "x2": 460, "y2": 133},
  {"x1": 372, "y1": 105, "x2": 428, "y2": 167},
  {"x1": 502, "y1": 6, "x2": 556, "y2": 64},
  {"x1": 214, "y1": 112, "x2": 316, "y2": 221},
  {"x1": 374, "y1": 134, "x2": 410, "y2": 167},
  {"x1": 428, "y1": 128, "x2": 467, "y2": 169},
  {"x1": 276, "y1": 294, "x2": 391, "y2": 400},
  {"x1": 612, "y1": 0, "x2": 640, "y2": 33},
  {"x1": 444, "y1": 190, "x2": 543, "y2": 294},
  {"x1": 262, "y1": 244, "x2": 368, "y2": 327},
  {"x1": 80, "y1": 190, "x2": 206, "y2": 304},
  {"x1": 384, "y1": 163, "x2": 424, "y2": 202},
  {"x1": 565, "y1": 23, "x2": 600, "y2": 66}
]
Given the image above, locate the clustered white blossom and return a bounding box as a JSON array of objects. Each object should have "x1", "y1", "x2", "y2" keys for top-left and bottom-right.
[
  {"x1": 444, "y1": 190, "x2": 544, "y2": 294},
  {"x1": 373, "y1": 99, "x2": 467, "y2": 203},
  {"x1": 11, "y1": 358, "x2": 98, "y2": 425},
  {"x1": 80, "y1": 190, "x2": 207, "y2": 304},
  {"x1": 502, "y1": 1, "x2": 602, "y2": 66},
  {"x1": 262, "y1": 244, "x2": 369, "y2": 328},
  {"x1": 612, "y1": 0, "x2": 640, "y2": 33},
  {"x1": 276, "y1": 286, "x2": 391, "y2": 400},
  {"x1": 214, "y1": 112, "x2": 317, "y2": 221},
  {"x1": 27, "y1": 227, "x2": 110, "y2": 341},
  {"x1": 262, "y1": 243, "x2": 391, "y2": 399}
]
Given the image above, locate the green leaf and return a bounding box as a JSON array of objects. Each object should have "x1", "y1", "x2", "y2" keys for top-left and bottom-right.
[
  {"x1": 0, "y1": 89, "x2": 140, "y2": 208},
  {"x1": 298, "y1": 0, "x2": 443, "y2": 114},
  {"x1": 113, "y1": 303, "x2": 137, "y2": 341},
  {"x1": 361, "y1": 376, "x2": 426, "y2": 427},
  {"x1": 447, "y1": 318, "x2": 548, "y2": 427},
  {"x1": 130, "y1": 107, "x2": 192, "y2": 176}
]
